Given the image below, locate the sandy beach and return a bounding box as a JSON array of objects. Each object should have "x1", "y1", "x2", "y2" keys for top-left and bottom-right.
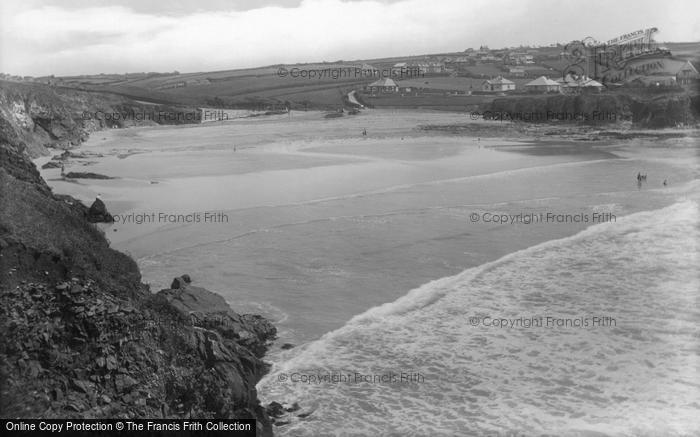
[
  {"x1": 33, "y1": 109, "x2": 700, "y2": 435},
  {"x1": 5, "y1": 2, "x2": 700, "y2": 434},
  {"x1": 37, "y1": 110, "x2": 698, "y2": 339}
]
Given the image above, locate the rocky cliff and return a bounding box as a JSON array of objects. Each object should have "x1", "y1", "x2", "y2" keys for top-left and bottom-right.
[
  {"x1": 483, "y1": 91, "x2": 699, "y2": 128},
  {"x1": 0, "y1": 80, "x2": 202, "y2": 157},
  {"x1": 0, "y1": 82, "x2": 276, "y2": 435}
]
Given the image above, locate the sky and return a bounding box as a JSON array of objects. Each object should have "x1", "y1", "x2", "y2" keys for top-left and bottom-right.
[{"x1": 1, "y1": 0, "x2": 699, "y2": 76}]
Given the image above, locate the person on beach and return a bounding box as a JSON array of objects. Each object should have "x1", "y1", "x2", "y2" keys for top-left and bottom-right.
[{"x1": 663, "y1": 179, "x2": 668, "y2": 186}]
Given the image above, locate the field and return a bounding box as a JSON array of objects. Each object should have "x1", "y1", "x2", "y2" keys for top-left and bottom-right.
[{"x1": 40, "y1": 42, "x2": 698, "y2": 111}]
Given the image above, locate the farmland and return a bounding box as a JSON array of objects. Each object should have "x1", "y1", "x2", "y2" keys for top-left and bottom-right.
[{"x1": 24, "y1": 42, "x2": 698, "y2": 112}]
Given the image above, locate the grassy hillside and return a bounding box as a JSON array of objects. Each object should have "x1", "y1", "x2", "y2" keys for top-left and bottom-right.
[
  {"x1": 0, "y1": 84, "x2": 276, "y2": 434},
  {"x1": 24, "y1": 41, "x2": 698, "y2": 111}
]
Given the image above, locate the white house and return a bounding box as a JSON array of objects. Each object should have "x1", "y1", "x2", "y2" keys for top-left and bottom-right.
[
  {"x1": 366, "y1": 78, "x2": 399, "y2": 94},
  {"x1": 481, "y1": 76, "x2": 516, "y2": 92},
  {"x1": 524, "y1": 76, "x2": 561, "y2": 93}
]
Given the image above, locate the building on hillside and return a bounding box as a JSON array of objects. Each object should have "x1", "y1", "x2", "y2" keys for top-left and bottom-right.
[
  {"x1": 480, "y1": 55, "x2": 500, "y2": 63},
  {"x1": 593, "y1": 55, "x2": 700, "y2": 85},
  {"x1": 366, "y1": 78, "x2": 399, "y2": 94},
  {"x1": 391, "y1": 62, "x2": 408, "y2": 76},
  {"x1": 558, "y1": 74, "x2": 605, "y2": 94},
  {"x1": 481, "y1": 76, "x2": 516, "y2": 92},
  {"x1": 524, "y1": 76, "x2": 561, "y2": 93},
  {"x1": 506, "y1": 52, "x2": 534, "y2": 65},
  {"x1": 659, "y1": 59, "x2": 699, "y2": 86},
  {"x1": 428, "y1": 62, "x2": 446, "y2": 74},
  {"x1": 391, "y1": 61, "x2": 444, "y2": 76},
  {"x1": 415, "y1": 62, "x2": 430, "y2": 74}
]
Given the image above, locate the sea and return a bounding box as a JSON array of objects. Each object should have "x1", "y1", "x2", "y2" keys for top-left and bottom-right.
[
  {"x1": 36, "y1": 112, "x2": 700, "y2": 436},
  {"x1": 257, "y1": 195, "x2": 700, "y2": 436}
]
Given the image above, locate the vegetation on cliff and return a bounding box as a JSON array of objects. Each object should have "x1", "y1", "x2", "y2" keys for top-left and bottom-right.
[
  {"x1": 0, "y1": 80, "x2": 202, "y2": 157},
  {"x1": 0, "y1": 82, "x2": 276, "y2": 435},
  {"x1": 484, "y1": 91, "x2": 699, "y2": 128}
]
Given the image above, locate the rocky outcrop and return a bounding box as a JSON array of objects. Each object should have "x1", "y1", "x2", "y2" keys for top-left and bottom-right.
[
  {"x1": 155, "y1": 276, "x2": 277, "y2": 358},
  {"x1": 0, "y1": 145, "x2": 141, "y2": 293},
  {"x1": 86, "y1": 198, "x2": 114, "y2": 223},
  {"x1": 0, "y1": 84, "x2": 277, "y2": 435},
  {"x1": 0, "y1": 80, "x2": 202, "y2": 157},
  {"x1": 65, "y1": 172, "x2": 114, "y2": 180},
  {"x1": 628, "y1": 93, "x2": 698, "y2": 128},
  {"x1": 170, "y1": 274, "x2": 192, "y2": 289},
  {"x1": 41, "y1": 161, "x2": 62, "y2": 169},
  {"x1": 1, "y1": 276, "x2": 276, "y2": 435},
  {"x1": 483, "y1": 92, "x2": 699, "y2": 128}
]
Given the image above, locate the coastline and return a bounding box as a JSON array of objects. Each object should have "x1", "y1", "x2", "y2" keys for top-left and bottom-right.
[
  {"x1": 0, "y1": 81, "x2": 279, "y2": 434},
  {"x1": 32, "y1": 109, "x2": 700, "y2": 346},
  {"x1": 258, "y1": 194, "x2": 700, "y2": 435},
  {"x1": 2, "y1": 7, "x2": 699, "y2": 434},
  {"x1": 4, "y1": 76, "x2": 699, "y2": 433}
]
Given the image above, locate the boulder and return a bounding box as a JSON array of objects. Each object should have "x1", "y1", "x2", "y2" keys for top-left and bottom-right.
[
  {"x1": 65, "y1": 172, "x2": 114, "y2": 179},
  {"x1": 162, "y1": 280, "x2": 230, "y2": 313},
  {"x1": 170, "y1": 274, "x2": 191, "y2": 290},
  {"x1": 86, "y1": 198, "x2": 113, "y2": 223},
  {"x1": 41, "y1": 161, "x2": 62, "y2": 169},
  {"x1": 285, "y1": 402, "x2": 301, "y2": 413},
  {"x1": 266, "y1": 401, "x2": 286, "y2": 418},
  {"x1": 155, "y1": 276, "x2": 277, "y2": 357}
]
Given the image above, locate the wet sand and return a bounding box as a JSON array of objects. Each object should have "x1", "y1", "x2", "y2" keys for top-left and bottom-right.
[{"x1": 37, "y1": 110, "x2": 700, "y2": 344}]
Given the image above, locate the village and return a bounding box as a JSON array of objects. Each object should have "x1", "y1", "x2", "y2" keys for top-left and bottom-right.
[
  {"x1": 356, "y1": 29, "x2": 699, "y2": 109},
  {"x1": 1, "y1": 28, "x2": 697, "y2": 115}
]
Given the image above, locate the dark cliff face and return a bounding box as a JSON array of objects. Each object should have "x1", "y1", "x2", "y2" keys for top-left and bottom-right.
[
  {"x1": 0, "y1": 83, "x2": 276, "y2": 436},
  {"x1": 484, "y1": 91, "x2": 699, "y2": 128},
  {"x1": 0, "y1": 80, "x2": 202, "y2": 157}
]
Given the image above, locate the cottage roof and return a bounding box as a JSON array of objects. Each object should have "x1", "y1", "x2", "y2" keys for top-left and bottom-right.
[
  {"x1": 581, "y1": 78, "x2": 604, "y2": 87},
  {"x1": 368, "y1": 78, "x2": 398, "y2": 87},
  {"x1": 659, "y1": 58, "x2": 700, "y2": 76},
  {"x1": 558, "y1": 74, "x2": 604, "y2": 87},
  {"x1": 525, "y1": 76, "x2": 560, "y2": 87}
]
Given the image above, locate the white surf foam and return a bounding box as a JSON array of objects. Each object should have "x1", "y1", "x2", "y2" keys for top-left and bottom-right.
[{"x1": 259, "y1": 199, "x2": 700, "y2": 436}]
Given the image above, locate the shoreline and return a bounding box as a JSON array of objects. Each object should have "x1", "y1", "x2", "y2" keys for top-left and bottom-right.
[
  {"x1": 257, "y1": 194, "x2": 700, "y2": 435},
  {"x1": 1, "y1": 75, "x2": 280, "y2": 434},
  {"x1": 28, "y1": 107, "x2": 700, "y2": 344},
  {"x1": 6, "y1": 80, "x2": 700, "y2": 434}
]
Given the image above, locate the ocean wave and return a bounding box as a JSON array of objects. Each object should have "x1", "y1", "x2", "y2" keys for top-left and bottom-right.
[{"x1": 259, "y1": 199, "x2": 700, "y2": 436}]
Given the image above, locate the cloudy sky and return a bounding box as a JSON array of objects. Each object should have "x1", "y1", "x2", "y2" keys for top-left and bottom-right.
[{"x1": 1, "y1": 0, "x2": 698, "y2": 76}]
